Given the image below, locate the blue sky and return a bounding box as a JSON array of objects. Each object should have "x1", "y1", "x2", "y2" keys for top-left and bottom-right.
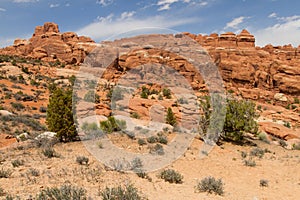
[{"x1": 0, "y1": 0, "x2": 300, "y2": 47}]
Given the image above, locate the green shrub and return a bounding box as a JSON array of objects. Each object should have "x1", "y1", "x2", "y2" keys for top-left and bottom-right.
[
  {"x1": 147, "y1": 136, "x2": 158, "y2": 143},
  {"x1": 100, "y1": 184, "x2": 145, "y2": 200},
  {"x1": 196, "y1": 176, "x2": 224, "y2": 195},
  {"x1": 166, "y1": 107, "x2": 176, "y2": 126},
  {"x1": 159, "y1": 169, "x2": 183, "y2": 184},
  {"x1": 100, "y1": 116, "x2": 126, "y2": 134},
  {"x1": 46, "y1": 86, "x2": 77, "y2": 142},
  {"x1": 42, "y1": 147, "x2": 58, "y2": 158},
  {"x1": 130, "y1": 112, "x2": 140, "y2": 119},
  {"x1": 0, "y1": 168, "x2": 12, "y2": 178},
  {"x1": 283, "y1": 121, "x2": 291, "y2": 128},
  {"x1": 250, "y1": 148, "x2": 265, "y2": 158},
  {"x1": 28, "y1": 168, "x2": 40, "y2": 177},
  {"x1": 294, "y1": 97, "x2": 300, "y2": 104},
  {"x1": 137, "y1": 138, "x2": 146, "y2": 146},
  {"x1": 11, "y1": 102, "x2": 25, "y2": 111},
  {"x1": 11, "y1": 159, "x2": 24, "y2": 167},
  {"x1": 162, "y1": 88, "x2": 171, "y2": 99},
  {"x1": 36, "y1": 184, "x2": 87, "y2": 200},
  {"x1": 158, "y1": 135, "x2": 168, "y2": 144},
  {"x1": 76, "y1": 156, "x2": 89, "y2": 165},
  {"x1": 150, "y1": 144, "x2": 164, "y2": 155}
]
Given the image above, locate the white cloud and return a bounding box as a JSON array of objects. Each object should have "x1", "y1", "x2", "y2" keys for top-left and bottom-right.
[
  {"x1": 157, "y1": 0, "x2": 179, "y2": 11},
  {"x1": 96, "y1": 0, "x2": 114, "y2": 7},
  {"x1": 120, "y1": 11, "x2": 136, "y2": 20},
  {"x1": 254, "y1": 15, "x2": 300, "y2": 47},
  {"x1": 13, "y1": 0, "x2": 39, "y2": 2},
  {"x1": 224, "y1": 16, "x2": 245, "y2": 30},
  {"x1": 49, "y1": 4, "x2": 60, "y2": 8},
  {"x1": 77, "y1": 15, "x2": 197, "y2": 41},
  {"x1": 96, "y1": 13, "x2": 114, "y2": 23},
  {"x1": 0, "y1": 8, "x2": 6, "y2": 12},
  {"x1": 268, "y1": 12, "x2": 277, "y2": 18}
]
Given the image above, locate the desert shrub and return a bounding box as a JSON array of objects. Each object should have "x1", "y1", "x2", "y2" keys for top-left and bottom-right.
[
  {"x1": 162, "y1": 88, "x2": 171, "y2": 99},
  {"x1": 166, "y1": 107, "x2": 176, "y2": 126},
  {"x1": 250, "y1": 147, "x2": 265, "y2": 158},
  {"x1": 137, "y1": 138, "x2": 146, "y2": 146},
  {"x1": 28, "y1": 168, "x2": 40, "y2": 177},
  {"x1": 76, "y1": 156, "x2": 89, "y2": 165},
  {"x1": 100, "y1": 184, "x2": 144, "y2": 200},
  {"x1": 158, "y1": 94, "x2": 163, "y2": 100},
  {"x1": 131, "y1": 157, "x2": 143, "y2": 171},
  {"x1": 283, "y1": 121, "x2": 291, "y2": 128},
  {"x1": 294, "y1": 97, "x2": 300, "y2": 104},
  {"x1": 244, "y1": 159, "x2": 256, "y2": 167},
  {"x1": 158, "y1": 135, "x2": 168, "y2": 144},
  {"x1": 196, "y1": 176, "x2": 224, "y2": 195},
  {"x1": 11, "y1": 159, "x2": 24, "y2": 167},
  {"x1": 292, "y1": 143, "x2": 300, "y2": 150},
  {"x1": 159, "y1": 169, "x2": 183, "y2": 184},
  {"x1": 36, "y1": 184, "x2": 87, "y2": 200},
  {"x1": 130, "y1": 112, "x2": 140, "y2": 119},
  {"x1": 42, "y1": 147, "x2": 58, "y2": 158},
  {"x1": 46, "y1": 86, "x2": 77, "y2": 142},
  {"x1": 0, "y1": 168, "x2": 12, "y2": 178},
  {"x1": 11, "y1": 102, "x2": 25, "y2": 111},
  {"x1": 257, "y1": 132, "x2": 270, "y2": 144},
  {"x1": 147, "y1": 136, "x2": 158, "y2": 143},
  {"x1": 150, "y1": 144, "x2": 164, "y2": 155},
  {"x1": 140, "y1": 86, "x2": 149, "y2": 99},
  {"x1": 83, "y1": 90, "x2": 100, "y2": 103},
  {"x1": 259, "y1": 179, "x2": 269, "y2": 187},
  {"x1": 100, "y1": 116, "x2": 126, "y2": 134}
]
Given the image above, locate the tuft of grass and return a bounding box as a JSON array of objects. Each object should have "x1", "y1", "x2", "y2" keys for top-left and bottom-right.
[
  {"x1": 42, "y1": 147, "x2": 58, "y2": 158},
  {"x1": 0, "y1": 168, "x2": 12, "y2": 178},
  {"x1": 36, "y1": 184, "x2": 87, "y2": 199},
  {"x1": 76, "y1": 156, "x2": 89, "y2": 165},
  {"x1": 250, "y1": 147, "x2": 265, "y2": 158},
  {"x1": 100, "y1": 184, "x2": 145, "y2": 200},
  {"x1": 11, "y1": 159, "x2": 24, "y2": 168},
  {"x1": 159, "y1": 169, "x2": 183, "y2": 184},
  {"x1": 196, "y1": 176, "x2": 224, "y2": 195}
]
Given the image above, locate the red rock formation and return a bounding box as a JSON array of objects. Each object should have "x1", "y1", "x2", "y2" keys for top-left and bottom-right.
[{"x1": 0, "y1": 22, "x2": 96, "y2": 64}]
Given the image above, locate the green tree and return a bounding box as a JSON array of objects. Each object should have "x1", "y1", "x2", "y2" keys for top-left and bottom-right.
[
  {"x1": 46, "y1": 86, "x2": 77, "y2": 142},
  {"x1": 199, "y1": 96, "x2": 258, "y2": 143},
  {"x1": 166, "y1": 107, "x2": 176, "y2": 126}
]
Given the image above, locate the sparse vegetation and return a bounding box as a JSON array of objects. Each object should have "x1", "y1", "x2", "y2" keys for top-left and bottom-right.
[
  {"x1": 76, "y1": 156, "x2": 89, "y2": 165},
  {"x1": 0, "y1": 168, "x2": 12, "y2": 178},
  {"x1": 42, "y1": 147, "x2": 58, "y2": 158},
  {"x1": 36, "y1": 184, "x2": 87, "y2": 199},
  {"x1": 250, "y1": 147, "x2": 265, "y2": 158},
  {"x1": 11, "y1": 159, "x2": 24, "y2": 168},
  {"x1": 196, "y1": 176, "x2": 224, "y2": 195},
  {"x1": 100, "y1": 184, "x2": 145, "y2": 200},
  {"x1": 100, "y1": 116, "x2": 126, "y2": 134},
  {"x1": 159, "y1": 169, "x2": 183, "y2": 184}
]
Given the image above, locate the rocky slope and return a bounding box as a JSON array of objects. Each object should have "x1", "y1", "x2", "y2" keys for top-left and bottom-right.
[{"x1": 0, "y1": 22, "x2": 299, "y2": 145}]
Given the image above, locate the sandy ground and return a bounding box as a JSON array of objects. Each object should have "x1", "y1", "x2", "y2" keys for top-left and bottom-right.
[{"x1": 0, "y1": 138, "x2": 299, "y2": 199}]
